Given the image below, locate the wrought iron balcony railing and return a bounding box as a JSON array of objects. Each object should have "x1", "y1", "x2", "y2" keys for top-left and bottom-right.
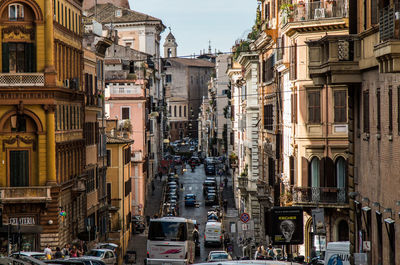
[
  {"x1": 292, "y1": 186, "x2": 348, "y2": 205},
  {"x1": 283, "y1": 0, "x2": 348, "y2": 25}
]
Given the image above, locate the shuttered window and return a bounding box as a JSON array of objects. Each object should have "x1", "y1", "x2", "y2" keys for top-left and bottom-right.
[
  {"x1": 308, "y1": 91, "x2": 320, "y2": 123},
  {"x1": 334, "y1": 90, "x2": 347, "y2": 123},
  {"x1": 389, "y1": 86, "x2": 393, "y2": 133},
  {"x1": 363, "y1": 91, "x2": 370, "y2": 133},
  {"x1": 264, "y1": 104, "x2": 273, "y2": 130},
  {"x1": 122, "y1": 107, "x2": 130, "y2": 119},
  {"x1": 10, "y1": 150, "x2": 29, "y2": 187},
  {"x1": 377, "y1": 88, "x2": 381, "y2": 131},
  {"x1": 289, "y1": 42, "x2": 297, "y2": 80},
  {"x1": 268, "y1": 158, "x2": 275, "y2": 186}
]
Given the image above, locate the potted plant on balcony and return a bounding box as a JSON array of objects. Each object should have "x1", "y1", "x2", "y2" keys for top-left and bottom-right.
[
  {"x1": 297, "y1": 1, "x2": 306, "y2": 20},
  {"x1": 280, "y1": 3, "x2": 295, "y2": 23},
  {"x1": 229, "y1": 152, "x2": 238, "y2": 167}
]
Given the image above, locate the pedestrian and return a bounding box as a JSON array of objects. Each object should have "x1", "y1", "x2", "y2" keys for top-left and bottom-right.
[
  {"x1": 70, "y1": 246, "x2": 78, "y2": 257},
  {"x1": 54, "y1": 247, "x2": 63, "y2": 259},
  {"x1": 62, "y1": 244, "x2": 70, "y2": 257},
  {"x1": 224, "y1": 177, "x2": 228, "y2": 187},
  {"x1": 223, "y1": 199, "x2": 228, "y2": 212},
  {"x1": 267, "y1": 245, "x2": 275, "y2": 259},
  {"x1": 44, "y1": 245, "x2": 52, "y2": 260}
]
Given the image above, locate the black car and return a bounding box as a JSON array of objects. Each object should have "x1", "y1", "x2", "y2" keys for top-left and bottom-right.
[
  {"x1": 205, "y1": 164, "x2": 216, "y2": 175},
  {"x1": 205, "y1": 186, "x2": 217, "y2": 196},
  {"x1": 205, "y1": 193, "x2": 218, "y2": 206},
  {"x1": 203, "y1": 180, "x2": 217, "y2": 194}
]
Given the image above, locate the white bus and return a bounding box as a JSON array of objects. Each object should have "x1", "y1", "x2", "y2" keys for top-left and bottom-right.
[{"x1": 146, "y1": 217, "x2": 196, "y2": 265}]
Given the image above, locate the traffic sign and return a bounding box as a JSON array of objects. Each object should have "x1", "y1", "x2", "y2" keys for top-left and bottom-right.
[{"x1": 240, "y1": 212, "x2": 250, "y2": 223}]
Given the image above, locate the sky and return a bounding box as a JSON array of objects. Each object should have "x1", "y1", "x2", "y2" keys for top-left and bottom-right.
[{"x1": 130, "y1": 0, "x2": 258, "y2": 58}]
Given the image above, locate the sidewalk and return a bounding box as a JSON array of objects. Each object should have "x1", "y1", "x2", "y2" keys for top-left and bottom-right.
[
  {"x1": 125, "y1": 176, "x2": 165, "y2": 264},
  {"x1": 221, "y1": 175, "x2": 242, "y2": 259}
]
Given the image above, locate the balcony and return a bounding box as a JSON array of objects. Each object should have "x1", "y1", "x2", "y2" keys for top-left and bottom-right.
[
  {"x1": 292, "y1": 186, "x2": 348, "y2": 207},
  {"x1": 281, "y1": 1, "x2": 348, "y2": 36},
  {"x1": 237, "y1": 177, "x2": 248, "y2": 191},
  {"x1": 0, "y1": 186, "x2": 51, "y2": 204},
  {"x1": 0, "y1": 73, "x2": 45, "y2": 87},
  {"x1": 307, "y1": 35, "x2": 361, "y2": 85},
  {"x1": 374, "y1": 4, "x2": 400, "y2": 73}
]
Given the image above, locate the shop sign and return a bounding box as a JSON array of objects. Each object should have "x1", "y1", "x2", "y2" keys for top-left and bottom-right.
[
  {"x1": 268, "y1": 206, "x2": 304, "y2": 245},
  {"x1": 9, "y1": 217, "x2": 36, "y2": 225}
]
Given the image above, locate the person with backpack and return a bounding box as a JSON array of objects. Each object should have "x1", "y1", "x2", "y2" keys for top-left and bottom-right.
[{"x1": 267, "y1": 245, "x2": 276, "y2": 259}]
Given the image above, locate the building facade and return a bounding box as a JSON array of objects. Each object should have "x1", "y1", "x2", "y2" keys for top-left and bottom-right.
[{"x1": 0, "y1": 0, "x2": 86, "y2": 249}]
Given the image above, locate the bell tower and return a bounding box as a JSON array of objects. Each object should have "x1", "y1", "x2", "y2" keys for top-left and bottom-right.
[{"x1": 163, "y1": 29, "x2": 178, "y2": 58}]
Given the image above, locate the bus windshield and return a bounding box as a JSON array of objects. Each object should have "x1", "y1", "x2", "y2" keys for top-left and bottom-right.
[{"x1": 148, "y1": 221, "x2": 187, "y2": 241}]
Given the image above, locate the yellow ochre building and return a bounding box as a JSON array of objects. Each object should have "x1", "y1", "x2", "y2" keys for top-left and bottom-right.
[{"x1": 0, "y1": 0, "x2": 86, "y2": 250}]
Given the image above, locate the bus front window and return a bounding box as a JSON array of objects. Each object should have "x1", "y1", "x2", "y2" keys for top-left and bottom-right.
[{"x1": 149, "y1": 222, "x2": 187, "y2": 241}]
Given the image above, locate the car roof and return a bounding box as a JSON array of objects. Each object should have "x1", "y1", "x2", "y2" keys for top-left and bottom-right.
[
  {"x1": 89, "y1": 249, "x2": 110, "y2": 252},
  {"x1": 185, "y1": 194, "x2": 195, "y2": 196},
  {"x1": 13, "y1": 252, "x2": 46, "y2": 255},
  {"x1": 195, "y1": 261, "x2": 302, "y2": 265}
]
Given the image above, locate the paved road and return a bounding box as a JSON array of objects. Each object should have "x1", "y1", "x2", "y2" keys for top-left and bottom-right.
[{"x1": 178, "y1": 163, "x2": 223, "y2": 263}]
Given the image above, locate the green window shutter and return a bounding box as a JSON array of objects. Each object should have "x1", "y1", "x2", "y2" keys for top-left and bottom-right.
[
  {"x1": 2, "y1": 43, "x2": 9, "y2": 73},
  {"x1": 25, "y1": 43, "x2": 36, "y2": 73}
]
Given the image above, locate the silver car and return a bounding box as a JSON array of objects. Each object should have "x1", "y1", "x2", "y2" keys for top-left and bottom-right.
[{"x1": 84, "y1": 249, "x2": 117, "y2": 265}]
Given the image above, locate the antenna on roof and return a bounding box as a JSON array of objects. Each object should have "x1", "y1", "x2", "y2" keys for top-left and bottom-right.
[
  {"x1": 168, "y1": 26, "x2": 171, "y2": 33},
  {"x1": 208, "y1": 40, "x2": 212, "y2": 54}
]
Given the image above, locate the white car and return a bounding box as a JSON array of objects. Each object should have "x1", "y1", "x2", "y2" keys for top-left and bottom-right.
[
  {"x1": 85, "y1": 249, "x2": 117, "y2": 265},
  {"x1": 207, "y1": 251, "x2": 232, "y2": 262},
  {"x1": 11, "y1": 252, "x2": 48, "y2": 260}
]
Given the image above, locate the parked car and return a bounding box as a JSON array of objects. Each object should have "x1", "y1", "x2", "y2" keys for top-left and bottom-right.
[
  {"x1": 204, "y1": 222, "x2": 223, "y2": 247},
  {"x1": 67, "y1": 257, "x2": 107, "y2": 265},
  {"x1": 205, "y1": 186, "x2": 217, "y2": 196},
  {"x1": 85, "y1": 249, "x2": 117, "y2": 265},
  {"x1": 206, "y1": 251, "x2": 232, "y2": 262},
  {"x1": 184, "y1": 194, "x2": 197, "y2": 207},
  {"x1": 205, "y1": 164, "x2": 216, "y2": 175},
  {"x1": 131, "y1": 216, "x2": 145, "y2": 234},
  {"x1": 205, "y1": 192, "x2": 218, "y2": 206},
  {"x1": 203, "y1": 180, "x2": 217, "y2": 195},
  {"x1": 173, "y1": 155, "x2": 182, "y2": 164},
  {"x1": 11, "y1": 252, "x2": 47, "y2": 261}
]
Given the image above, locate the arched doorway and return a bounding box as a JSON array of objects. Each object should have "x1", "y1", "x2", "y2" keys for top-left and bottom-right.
[{"x1": 337, "y1": 219, "x2": 349, "y2": 241}]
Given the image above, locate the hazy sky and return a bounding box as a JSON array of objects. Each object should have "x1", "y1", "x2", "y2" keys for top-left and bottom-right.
[{"x1": 130, "y1": 0, "x2": 258, "y2": 57}]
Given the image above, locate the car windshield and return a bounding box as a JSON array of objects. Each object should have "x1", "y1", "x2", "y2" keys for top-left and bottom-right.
[
  {"x1": 148, "y1": 221, "x2": 187, "y2": 241},
  {"x1": 87, "y1": 250, "x2": 103, "y2": 257},
  {"x1": 210, "y1": 253, "x2": 229, "y2": 260}
]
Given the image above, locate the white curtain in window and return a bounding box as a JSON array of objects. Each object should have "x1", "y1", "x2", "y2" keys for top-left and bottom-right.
[
  {"x1": 336, "y1": 157, "x2": 346, "y2": 188},
  {"x1": 311, "y1": 157, "x2": 320, "y2": 187}
]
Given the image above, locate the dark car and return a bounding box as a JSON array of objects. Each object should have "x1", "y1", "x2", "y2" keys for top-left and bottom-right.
[
  {"x1": 184, "y1": 194, "x2": 197, "y2": 207},
  {"x1": 203, "y1": 180, "x2": 217, "y2": 194},
  {"x1": 132, "y1": 215, "x2": 145, "y2": 234},
  {"x1": 205, "y1": 164, "x2": 216, "y2": 175},
  {"x1": 205, "y1": 186, "x2": 217, "y2": 196},
  {"x1": 205, "y1": 193, "x2": 218, "y2": 206},
  {"x1": 173, "y1": 155, "x2": 182, "y2": 164}
]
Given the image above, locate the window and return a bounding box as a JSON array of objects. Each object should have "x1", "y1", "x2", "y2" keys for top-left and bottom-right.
[
  {"x1": 389, "y1": 86, "x2": 393, "y2": 133},
  {"x1": 122, "y1": 107, "x2": 130, "y2": 119},
  {"x1": 335, "y1": 157, "x2": 346, "y2": 188},
  {"x1": 179, "y1": 106, "x2": 182, "y2": 117},
  {"x1": 334, "y1": 90, "x2": 347, "y2": 123},
  {"x1": 264, "y1": 104, "x2": 273, "y2": 130},
  {"x1": 290, "y1": 42, "x2": 297, "y2": 80},
  {"x1": 377, "y1": 88, "x2": 381, "y2": 131},
  {"x1": 115, "y1": 9, "x2": 122, "y2": 17},
  {"x1": 124, "y1": 147, "x2": 131, "y2": 164},
  {"x1": 268, "y1": 158, "x2": 275, "y2": 186},
  {"x1": 3, "y1": 43, "x2": 34, "y2": 73},
  {"x1": 289, "y1": 156, "x2": 294, "y2": 185},
  {"x1": 174, "y1": 106, "x2": 177, "y2": 117},
  {"x1": 9, "y1": 4, "x2": 24, "y2": 20},
  {"x1": 308, "y1": 91, "x2": 321, "y2": 123},
  {"x1": 310, "y1": 157, "x2": 320, "y2": 188},
  {"x1": 68, "y1": 9, "x2": 71, "y2": 29},
  {"x1": 10, "y1": 115, "x2": 26, "y2": 132},
  {"x1": 263, "y1": 55, "x2": 274, "y2": 82},
  {"x1": 166, "y1": 74, "x2": 172, "y2": 83},
  {"x1": 125, "y1": 178, "x2": 131, "y2": 196},
  {"x1": 119, "y1": 87, "x2": 124, "y2": 94},
  {"x1": 86, "y1": 169, "x2": 95, "y2": 193},
  {"x1": 363, "y1": 91, "x2": 370, "y2": 133},
  {"x1": 9, "y1": 150, "x2": 29, "y2": 187},
  {"x1": 169, "y1": 106, "x2": 171, "y2": 116},
  {"x1": 398, "y1": 86, "x2": 400, "y2": 134},
  {"x1": 57, "y1": 1, "x2": 60, "y2": 22}
]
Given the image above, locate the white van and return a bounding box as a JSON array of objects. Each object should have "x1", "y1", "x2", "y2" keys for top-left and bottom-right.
[
  {"x1": 204, "y1": 221, "x2": 223, "y2": 247},
  {"x1": 324, "y1": 241, "x2": 351, "y2": 265}
]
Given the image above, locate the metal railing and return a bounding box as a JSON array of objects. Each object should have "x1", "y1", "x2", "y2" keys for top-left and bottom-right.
[
  {"x1": 292, "y1": 186, "x2": 348, "y2": 204},
  {"x1": 286, "y1": 0, "x2": 348, "y2": 23},
  {"x1": 0, "y1": 73, "x2": 45, "y2": 87},
  {"x1": 379, "y1": 4, "x2": 400, "y2": 41}
]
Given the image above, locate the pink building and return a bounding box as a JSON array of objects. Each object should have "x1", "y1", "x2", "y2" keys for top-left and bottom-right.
[{"x1": 105, "y1": 78, "x2": 147, "y2": 216}]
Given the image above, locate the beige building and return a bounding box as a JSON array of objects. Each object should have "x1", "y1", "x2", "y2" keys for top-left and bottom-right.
[{"x1": 307, "y1": 0, "x2": 400, "y2": 263}]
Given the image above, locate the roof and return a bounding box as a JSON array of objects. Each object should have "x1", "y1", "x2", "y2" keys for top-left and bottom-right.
[
  {"x1": 83, "y1": 0, "x2": 130, "y2": 10},
  {"x1": 106, "y1": 134, "x2": 134, "y2": 144},
  {"x1": 86, "y1": 3, "x2": 162, "y2": 24},
  {"x1": 166, "y1": 32, "x2": 176, "y2": 40},
  {"x1": 104, "y1": 58, "x2": 122, "y2": 64},
  {"x1": 168, "y1": 58, "x2": 215, "y2": 68}
]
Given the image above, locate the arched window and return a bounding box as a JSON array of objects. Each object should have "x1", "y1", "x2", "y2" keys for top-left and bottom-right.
[
  {"x1": 336, "y1": 157, "x2": 346, "y2": 188},
  {"x1": 184, "y1": 106, "x2": 187, "y2": 117},
  {"x1": 310, "y1": 157, "x2": 320, "y2": 187},
  {"x1": 9, "y1": 4, "x2": 24, "y2": 21},
  {"x1": 174, "y1": 106, "x2": 177, "y2": 117},
  {"x1": 179, "y1": 106, "x2": 182, "y2": 117}
]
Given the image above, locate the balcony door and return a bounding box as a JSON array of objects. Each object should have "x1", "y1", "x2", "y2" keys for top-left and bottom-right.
[
  {"x1": 335, "y1": 157, "x2": 346, "y2": 202},
  {"x1": 2, "y1": 42, "x2": 35, "y2": 73},
  {"x1": 9, "y1": 150, "x2": 29, "y2": 187},
  {"x1": 310, "y1": 157, "x2": 320, "y2": 201}
]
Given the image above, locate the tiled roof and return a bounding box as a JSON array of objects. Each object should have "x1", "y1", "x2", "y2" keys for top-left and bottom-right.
[
  {"x1": 104, "y1": 58, "x2": 122, "y2": 64},
  {"x1": 106, "y1": 134, "x2": 134, "y2": 144},
  {"x1": 87, "y1": 3, "x2": 162, "y2": 24},
  {"x1": 169, "y1": 58, "x2": 215, "y2": 68}
]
